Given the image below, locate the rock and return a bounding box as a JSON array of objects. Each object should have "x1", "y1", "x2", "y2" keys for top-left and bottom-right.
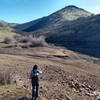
[
  {"x1": 75, "y1": 82, "x2": 81, "y2": 89},
  {"x1": 94, "y1": 91, "x2": 100, "y2": 96},
  {"x1": 65, "y1": 95, "x2": 72, "y2": 100},
  {"x1": 85, "y1": 92, "x2": 95, "y2": 96},
  {"x1": 94, "y1": 91, "x2": 100, "y2": 100},
  {"x1": 85, "y1": 91, "x2": 100, "y2": 100}
]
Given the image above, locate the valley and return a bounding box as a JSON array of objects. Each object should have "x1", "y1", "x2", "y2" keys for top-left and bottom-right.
[{"x1": 0, "y1": 5, "x2": 100, "y2": 100}]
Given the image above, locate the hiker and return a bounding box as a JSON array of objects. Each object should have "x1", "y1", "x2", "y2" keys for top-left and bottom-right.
[{"x1": 30, "y1": 64, "x2": 42, "y2": 100}]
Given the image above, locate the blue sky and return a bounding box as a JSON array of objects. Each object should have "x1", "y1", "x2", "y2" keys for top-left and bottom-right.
[{"x1": 0, "y1": 0, "x2": 100, "y2": 23}]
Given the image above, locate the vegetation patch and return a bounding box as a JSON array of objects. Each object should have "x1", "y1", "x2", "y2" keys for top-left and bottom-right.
[
  {"x1": 0, "y1": 85, "x2": 30, "y2": 100},
  {"x1": 94, "y1": 60, "x2": 100, "y2": 65},
  {"x1": 17, "y1": 35, "x2": 48, "y2": 48},
  {"x1": 0, "y1": 43, "x2": 9, "y2": 47},
  {"x1": 0, "y1": 27, "x2": 19, "y2": 41},
  {"x1": 0, "y1": 58, "x2": 11, "y2": 67},
  {"x1": 1, "y1": 35, "x2": 49, "y2": 48}
]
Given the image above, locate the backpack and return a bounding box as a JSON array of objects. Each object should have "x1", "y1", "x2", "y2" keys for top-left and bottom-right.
[{"x1": 31, "y1": 70, "x2": 39, "y2": 82}]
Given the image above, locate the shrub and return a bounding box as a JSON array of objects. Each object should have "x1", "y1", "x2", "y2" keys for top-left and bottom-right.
[
  {"x1": 18, "y1": 35, "x2": 48, "y2": 47},
  {"x1": 3, "y1": 35, "x2": 48, "y2": 48},
  {"x1": 29, "y1": 36, "x2": 48, "y2": 47},
  {"x1": 0, "y1": 70, "x2": 11, "y2": 85},
  {"x1": 4, "y1": 36, "x2": 15, "y2": 44},
  {"x1": 18, "y1": 36, "x2": 29, "y2": 43}
]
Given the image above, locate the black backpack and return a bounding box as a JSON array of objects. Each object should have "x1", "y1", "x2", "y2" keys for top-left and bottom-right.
[{"x1": 31, "y1": 70, "x2": 39, "y2": 82}]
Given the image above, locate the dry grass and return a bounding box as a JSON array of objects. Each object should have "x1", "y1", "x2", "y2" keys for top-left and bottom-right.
[
  {"x1": 0, "y1": 85, "x2": 30, "y2": 100},
  {"x1": 0, "y1": 70, "x2": 11, "y2": 85},
  {"x1": 0, "y1": 43, "x2": 8, "y2": 47},
  {"x1": 0, "y1": 27, "x2": 19, "y2": 41},
  {"x1": 0, "y1": 46, "x2": 100, "y2": 100},
  {"x1": 3, "y1": 36, "x2": 16, "y2": 44},
  {"x1": 1, "y1": 35, "x2": 49, "y2": 48},
  {"x1": 17, "y1": 35, "x2": 48, "y2": 48}
]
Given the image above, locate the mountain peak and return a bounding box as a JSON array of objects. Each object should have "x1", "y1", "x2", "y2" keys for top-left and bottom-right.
[
  {"x1": 49, "y1": 5, "x2": 92, "y2": 22},
  {"x1": 66, "y1": 5, "x2": 79, "y2": 8},
  {"x1": 63, "y1": 5, "x2": 90, "y2": 13},
  {"x1": 15, "y1": 5, "x2": 93, "y2": 32}
]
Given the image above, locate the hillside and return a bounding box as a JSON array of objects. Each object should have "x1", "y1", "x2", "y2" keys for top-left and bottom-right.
[
  {"x1": 14, "y1": 5, "x2": 92, "y2": 32},
  {"x1": 45, "y1": 14, "x2": 100, "y2": 57},
  {"x1": 0, "y1": 20, "x2": 19, "y2": 41},
  {"x1": 27, "y1": 14, "x2": 100, "y2": 58},
  {"x1": 0, "y1": 20, "x2": 8, "y2": 27},
  {"x1": 0, "y1": 46, "x2": 100, "y2": 100},
  {"x1": 0, "y1": 3, "x2": 100, "y2": 100},
  {"x1": 0, "y1": 20, "x2": 17, "y2": 28},
  {"x1": 12, "y1": 7, "x2": 100, "y2": 58},
  {"x1": 12, "y1": 5, "x2": 100, "y2": 58},
  {"x1": 13, "y1": 18, "x2": 43, "y2": 31}
]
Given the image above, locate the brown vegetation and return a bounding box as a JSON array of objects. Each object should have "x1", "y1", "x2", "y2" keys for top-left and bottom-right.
[
  {"x1": 2, "y1": 35, "x2": 48, "y2": 48},
  {"x1": 0, "y1": 69, "x2": 11, "y2": 85},
  {"x1": 4, "y1": 36, "x2": 16, "y2": 44},
  {"x1": 0, "y1": 46, "x2": 100, "y2": 100},
  {"x1": 17, "y1": 35, "x2": 48, "y2": 48}
]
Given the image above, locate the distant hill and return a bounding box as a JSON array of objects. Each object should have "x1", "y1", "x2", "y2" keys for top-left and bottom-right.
[
  {"x1": 0, "y1": 20, "x2": 19, "y2": 41},
  {"x1": 13, "y1": 18, "x2": 43, "y2": 31},
  {"x1": 0, "y1": 20, "x2": 17, "y2": 27},
  {"x1": 26, "y1": 14, "x2": 100, "y2": 57},
  {"x1": 44, "y1": 14, "x2": 100, "y2": 57},
  {"x1": 3, "y1": 5, "x2": 100, "y2": 57},
  {"x1": 0, "y1": 20, "x2": 8, "y2": 27},
  {"x1": 14, "y1": 5, "x2": 92, "y2": 32},
  {"x1": 13, "y1": 5, "x2": 100, "y2": 57}
]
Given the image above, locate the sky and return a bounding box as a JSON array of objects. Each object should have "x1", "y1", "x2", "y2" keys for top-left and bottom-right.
[{"x1": 0, "y1": 0, "x2": 100, "y2": 23}]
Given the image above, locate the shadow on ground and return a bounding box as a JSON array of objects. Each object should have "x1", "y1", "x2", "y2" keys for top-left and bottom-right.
[{"x1": 18, "y1": 97, "x2": 30, "y2": 100}]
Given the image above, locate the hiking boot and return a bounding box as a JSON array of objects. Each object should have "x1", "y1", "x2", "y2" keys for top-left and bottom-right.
[
  {"x1": 31, "y1": 97, "x2": 34, "y2": 100},
  {"x1": 34, "y1": 96, "x2": 39, "y2": 100}
]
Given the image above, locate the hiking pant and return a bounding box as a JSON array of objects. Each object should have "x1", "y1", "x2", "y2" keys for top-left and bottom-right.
[{"x1": 31, "y1": 80, "x2": 39, "y2": 99}]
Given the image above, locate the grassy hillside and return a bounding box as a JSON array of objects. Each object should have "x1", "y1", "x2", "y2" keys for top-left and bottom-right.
[
  {"x1": 0, "y1": 46, "x2": 100, "y2": 100},
  {"x1": 45, "y1": 14, "x2": 100, "y2": 57},
  {"x1": 12, "y1": 5, "x2": 100, "y2": 58},
  {"x1": 14, "y1": 5, "x2": 92, "y2": 32},
  {"x1": 0, "y1": 26, "x2": 20, "y2": 47},
  {"x1": 0, "y1": 20, "x2": 19, "y2": 41},
  {"x1": 0, "y1": 85, "x2": 30, "y2": 100},
  {"x1": 49, "y1": 5, "x2": 92, "y2": 22},
  {"x1": 23, "y1": 14, "x2": 100, "y2": 57},
  {"x1": 0, "y1": 27, "x2": 19, "y2": 40}
]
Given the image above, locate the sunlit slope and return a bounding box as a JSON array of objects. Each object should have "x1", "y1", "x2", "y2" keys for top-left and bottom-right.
[{"x1": 0, "y1": 27, "x2": 19, "y2": 40}]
